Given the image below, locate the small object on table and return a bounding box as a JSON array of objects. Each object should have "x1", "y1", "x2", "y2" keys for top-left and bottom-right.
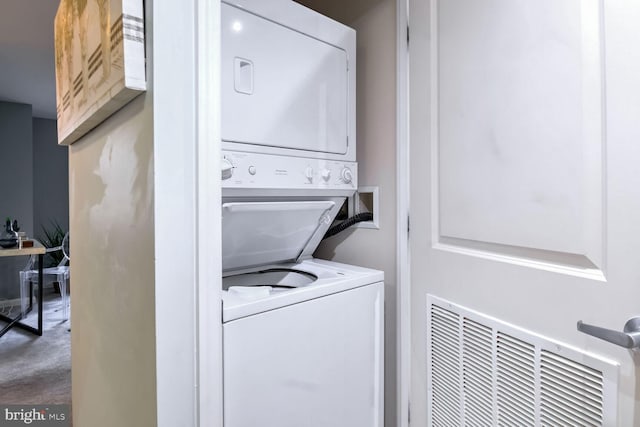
[
  {"x1": 0, "y1": 218, "x2": 17, "y2": 248},
  {"x1": 20, "y1": 239, "x2": 34, "y2": 248},
  {"x1": 16, "y1": 232, "x2": 26, "y2": 249}
]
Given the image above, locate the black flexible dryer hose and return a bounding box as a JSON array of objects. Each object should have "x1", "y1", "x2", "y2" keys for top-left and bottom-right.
[{"x1": 322, "y1": 212, "x2": 374, "y2": 240}]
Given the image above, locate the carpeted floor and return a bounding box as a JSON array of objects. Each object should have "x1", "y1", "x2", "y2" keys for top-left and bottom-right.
[{"x1": 0, "y1": 288, "x2": 71, "y2": 406}]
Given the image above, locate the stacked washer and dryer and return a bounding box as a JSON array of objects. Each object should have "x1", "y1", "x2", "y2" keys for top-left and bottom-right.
[{"x1": 220, "y1": 1, "x2": 384, "y2": 426}]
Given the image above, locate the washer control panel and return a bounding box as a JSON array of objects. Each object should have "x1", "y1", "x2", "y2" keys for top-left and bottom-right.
[{"x1": 221, "y1": 150, "x2": 357, "y2": 190}]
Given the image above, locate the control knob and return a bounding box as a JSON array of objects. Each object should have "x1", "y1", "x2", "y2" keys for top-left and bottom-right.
[
  {"x1": 321, "y1": 168, "x2": 331, "y2": 182},
  {"x1": 221, "y1": 157, "x2": 234, "y2": 180},
  {"x1": 341, "y1": 167, "x2": 353, "y2": 184},
  {"x1": 305, "y1": 167, "x2": 314, "y2": 182}
]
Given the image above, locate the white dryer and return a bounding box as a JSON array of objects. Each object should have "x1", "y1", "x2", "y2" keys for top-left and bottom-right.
[{"x1": 221, "y1": 0, "x2": 356, "y2": 163}]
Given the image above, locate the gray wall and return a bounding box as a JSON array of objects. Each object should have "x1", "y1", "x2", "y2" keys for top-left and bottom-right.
[
  {"x1": 0, "y1": 101, "x2": 34, "y2": 236},
  {"x1": 33, "y1": 118, "x2": 69, "y2": 238},
  {"x1": 0, "y1": 101, "x2": 34, "y2": 299},
  {"x1": 0, "y1": 106, "x2": 69, "y2": 300}
]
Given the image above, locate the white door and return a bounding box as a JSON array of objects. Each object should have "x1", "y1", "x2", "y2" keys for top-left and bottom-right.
[{"x1": 409, "y1": 0, "x2": 640, "y2": 425}]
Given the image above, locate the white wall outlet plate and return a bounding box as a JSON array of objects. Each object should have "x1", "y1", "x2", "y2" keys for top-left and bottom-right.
[{"x1": 349, "y1": 186, "x2": 379, "y2": 229}]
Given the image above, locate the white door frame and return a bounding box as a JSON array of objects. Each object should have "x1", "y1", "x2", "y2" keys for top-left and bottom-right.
[
  {"x1": 195, "y1": 0, "x2": 223, "y2": 424},
  {"x1": 396, "y1": 0, "x2": 410, "y2": 426},
  {"x1": 154, "y1": 0, "x2": 222, "y2": 425}
]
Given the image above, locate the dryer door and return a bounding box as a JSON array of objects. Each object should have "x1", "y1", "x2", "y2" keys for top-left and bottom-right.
[
  {"x1": 222, "y1": 200, "x2": 338, "y2": 271},
  {"x1": 221, "y1": 3, "x2": 349, "y2": 156}
]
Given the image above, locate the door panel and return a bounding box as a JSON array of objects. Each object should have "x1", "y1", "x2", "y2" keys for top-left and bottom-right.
[
  {"x1": 410, "y1": 0, "x2": 640, "y2": 425},
  {"x1": 436, "y1": 0, "x2": 604, "y2": 271}
]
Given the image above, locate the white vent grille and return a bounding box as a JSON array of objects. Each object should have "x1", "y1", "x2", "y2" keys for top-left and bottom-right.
[
  {"x1": 430, "y1": 305, "x2": 462, "y2": 426},
  {"x1": 496, "y1": 333, "x2": 536, "y2": 425},
  {"x1": 540, "y1": 351, "x2": 604, "y2": 427},
  {"x1": 462, "y1": 319, "x2": 493, "y2": 426},
  {"x1": 427, "y1": 295, "x2": 618, "y2": 427}
]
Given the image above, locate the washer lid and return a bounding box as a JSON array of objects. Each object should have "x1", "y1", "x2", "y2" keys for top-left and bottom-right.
[{"x1": 222, "y1": 200, "x2": 337, "y2": 271}]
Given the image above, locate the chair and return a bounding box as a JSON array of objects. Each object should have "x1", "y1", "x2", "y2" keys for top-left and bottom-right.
[{"x1": 20, "y1": 232, "x2": 70, "y2": 321}]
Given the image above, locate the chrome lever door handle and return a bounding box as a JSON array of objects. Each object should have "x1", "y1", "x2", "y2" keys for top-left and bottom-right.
[{"x1": 577, "y1": 317, "x2": 640, "y2": 349}]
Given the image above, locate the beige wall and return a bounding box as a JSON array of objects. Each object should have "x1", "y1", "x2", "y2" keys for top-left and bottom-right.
[
  {"x1": 297, "y1": 0, "x2": 398, "y2": 425},
  {"x1": 69, "y1": 3, "x2": 156, "y2": 425},
  {"x1": 69, "y1": 93, "x2": 156, "y2": 426}
]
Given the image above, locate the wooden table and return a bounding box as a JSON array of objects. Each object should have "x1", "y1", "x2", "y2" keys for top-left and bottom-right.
[{"x1": 0, "y1": 241, "x2": 45, "y2": 337}]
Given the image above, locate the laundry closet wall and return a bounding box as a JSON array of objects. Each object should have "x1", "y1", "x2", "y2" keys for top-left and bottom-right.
[
  {"x1": 68, "y1": 2, "x2": 156, "y2": 425},
  {"x1": 69, "y1": 96, "x2": 156, "y2": 427},
  {"x1": 68, "y1": 0, "x2": 219, "y2": 424},
  {"x1": 295, "y1": 0, "x2": 398, "y2": 425}
]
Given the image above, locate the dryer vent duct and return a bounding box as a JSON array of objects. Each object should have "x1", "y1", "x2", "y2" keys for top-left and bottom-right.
[{"x1": 426, "y1": 295, "x2": 618, "y2": 426}]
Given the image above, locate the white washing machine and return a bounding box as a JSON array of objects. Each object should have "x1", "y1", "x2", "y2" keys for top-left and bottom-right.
[
  {"x1": 222, "y1": 259, "x2": 384, "y2": 427},
  {"x1": 221, "y1": 197, "x2": 384, "y2": 427}
]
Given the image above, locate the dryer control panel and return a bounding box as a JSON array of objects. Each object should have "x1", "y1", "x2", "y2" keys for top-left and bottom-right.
[{"x1": 221, "y1": 150, "x2": 357, "y2": 191}]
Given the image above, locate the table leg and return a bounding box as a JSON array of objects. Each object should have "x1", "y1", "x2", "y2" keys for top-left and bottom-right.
[
  {"x1": 0, "y1": 312, "x2": 23, "y2": 337},
  {"x1": 0, "y1": 253, "x2": 44, "y2": 337},
  {"x1": 37, "y1": 253, "x2": 43, "y2": 335}
]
